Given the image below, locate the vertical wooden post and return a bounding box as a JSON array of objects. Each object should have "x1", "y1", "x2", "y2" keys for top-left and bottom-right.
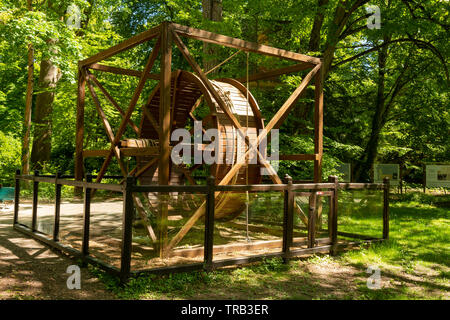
[
  {"x1": 13, "y1": 169, "x2": 21, "y2": 225},
  {"x1": 282, "y1": 175, "x2": 294, "y2": 263},
  {"x1": 313, "y1": 62, "x2": 323, "y2": 183},
  {"x1": 328, "y1": 175, "x2": 339, "y2": 255},
  {"x1": 307, "y1": 191, "x2": 317, "y2": 248},
  {"x1": 75, "y1": 68, "x2": 86, "y2": 196},
  {"x1": 158, "y1": 21, "x2": 172, "y2": 257},
  {"x1": 120, "y1": 176, "x2": 135, "y2": 283},
  {"x1": 82, "y1": 174, "x2": 92, "y2": 256},
  {"x1": 31, "y1": 170, "x2": 39, "y2": 232},
  {"x1": 383, "y1": 177, "x2": 390, "y2": 240},
  {"x1": 53, "y1": 172, "x2": 62, "y2": 241},
  {"x1": 204, "y1": 176, "x2": 215, "y2": 271},
  {"x1": 314, "y1": 62, "x2": 323, "y2": 229}
]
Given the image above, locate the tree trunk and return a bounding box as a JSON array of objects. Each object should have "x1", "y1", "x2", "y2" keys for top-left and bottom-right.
[
  {"x1": 308, "y1": 0, "x2": 329, "y2": 52},
  {"x1": 30, "y1": 40, "x2": 61, "y2": 170},
  {"x1": 22, "y1": 0, "x2": 34, "y2": 175},
  {"x1": 202, "y1": 0, "x2": 222, "y2": 73},
  {"x1": 354, "y1": 35, "x2": 391, "y2": 182}
]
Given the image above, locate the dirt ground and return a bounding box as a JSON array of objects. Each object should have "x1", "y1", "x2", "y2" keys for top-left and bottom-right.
[{"x1": 0, "y1": 208, "x2": 115, "y2": 300}]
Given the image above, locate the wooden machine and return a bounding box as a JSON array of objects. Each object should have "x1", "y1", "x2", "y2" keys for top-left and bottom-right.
[{"x1": 76, "y1": 22, "x2": 324, "y2": 257}]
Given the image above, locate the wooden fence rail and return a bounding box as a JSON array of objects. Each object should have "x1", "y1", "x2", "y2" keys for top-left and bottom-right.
[{"x1": 12, "y1": 171, "x2": 389, "y2": 283}]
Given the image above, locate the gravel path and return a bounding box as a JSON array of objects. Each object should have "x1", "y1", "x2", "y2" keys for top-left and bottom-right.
[{"x1": 0, "y1": 208, "x2": 115, "y2": 300}]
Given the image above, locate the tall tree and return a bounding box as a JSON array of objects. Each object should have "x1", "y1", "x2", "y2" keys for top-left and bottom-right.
[
  {"x1": 22, "y1": 0, "x2": 34, "y2": 174},
  {"x1": 202, "y1": 0, "x2": 223, "y2": 72},
  {"x1": 30, "y1": 38, "x2": 62, "y2": 170}
]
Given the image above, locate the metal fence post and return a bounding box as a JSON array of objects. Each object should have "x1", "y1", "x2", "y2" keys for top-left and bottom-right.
[
  {"x1": 282, "y1": 175, "x2": 293, "y2": 263},
  {"x1": 383, "y1": 177, "x2": 390, "y2": 240},
  {"x1": 82, "y1": 174, "x2": 92, "y2": 256},
  {"x1": 53, "y1": 172, "x2": 62, "y2": 241},
  {"x1": 13, "y1": 169, "x2": 21, "y2": 225},
  {"x1": 120, "y1": 176, "x2": 135, "y2": 283},
  {"x1": 31, "y1": 170, "x2": 39, "y2": 232},
  {"x1": 204, "y1": 176, "x2": 215, "y2": 271}
]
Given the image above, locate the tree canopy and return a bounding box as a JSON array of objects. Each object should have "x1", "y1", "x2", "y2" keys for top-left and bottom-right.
[{"x1": 0, "y1": 0, "x2": 448, "y2": 185}]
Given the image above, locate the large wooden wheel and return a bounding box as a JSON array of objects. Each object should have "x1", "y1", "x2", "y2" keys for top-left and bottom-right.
[{"x1": 136, "y1": 70, "x2": 264, "y2": 221}]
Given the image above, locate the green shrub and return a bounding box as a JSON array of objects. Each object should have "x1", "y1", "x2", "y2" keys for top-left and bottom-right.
[{"x1": 0, "y1": 131, "x2": 21, "y2": 186}]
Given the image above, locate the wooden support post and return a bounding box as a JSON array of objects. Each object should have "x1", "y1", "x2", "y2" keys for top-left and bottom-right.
[
  {"x1": 328, "y1": 175, "x2": 339, "y2": 255},
  {"x1": 75, "y1": 68, "x2": 86, "y2": 195},
  {"x1": 13, "y1": 169, "x2": 21, "y2": 225},
  {"x1": 82, "y1": 174, "x2": 92, "y2": 256},
  {"x1": 204, "y1": 176, "x2": 215, "y2": 271},
  {"x1": 307, "y1": 191, "x2": 317, "y2": 248},
  {"x1": 31, "y1": 170, "x2": 39, "y2": 232},
  {"x1": 383, "y1": 177, "x2": 390, "y2": 240},
  {"x1": 314, "y1": 63, "x2": 324, "y2": 229},
  {"x1": 120, "y1": 176, "x2": 135, "y2": 283},
  {"x1": 282, "y1": 175, "x2": 294, "y2": 263},
  {"x1": 158, "y1": 22, "x2": 172, "y2": 258},
  {"x1": 53, "y1": 172, "x2": 62, "y2": 241}
]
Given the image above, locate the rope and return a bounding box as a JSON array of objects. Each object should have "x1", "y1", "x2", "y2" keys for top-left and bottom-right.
[{"x1": 245, "y1": 52, "x2": 251, "y2": 243}]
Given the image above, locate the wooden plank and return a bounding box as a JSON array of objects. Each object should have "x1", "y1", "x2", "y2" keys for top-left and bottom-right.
[
  {"x1": 279, "y1": 154, "x2": 317, "y2": 161},
  {"x1": 88, "y1": 63, "x2": 159, "y2": 80},
  {"x1": 234, "y1": 63, "x2": 313, "y2": 83},
  {"x1": 172, "y1": 23, "x2": 321, "y2": 64},
  {"x1": 79, "y1": 25, "x2": 161, "y2": 67},
  {"x1": 314, "y1": 66, "x2": 324, "y2": 184},
  {"x1": 83, "y1": 149, "x2": 110, "y2": 158},
  {"x1": 75, "y1": 69, "x2": 86, "y2": 188},
  {"x1": 120, "y1": 147, "x2": 160, "y2": 157},
  {"x1": 158, "y1": 22, "x2": 172, "y2": 257},
  {"x1": 219, "y1": 78, "x2": 264, "y2": 130}
]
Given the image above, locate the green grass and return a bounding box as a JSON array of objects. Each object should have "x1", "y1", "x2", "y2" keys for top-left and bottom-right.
[{"x1": 89, "y1": 192, "x2": 449, "y2": 300}]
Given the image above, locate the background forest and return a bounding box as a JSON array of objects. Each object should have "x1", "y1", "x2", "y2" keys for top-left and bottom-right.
[{"x1": 0, "y1": 0, "x2": 448, "y2": 185}]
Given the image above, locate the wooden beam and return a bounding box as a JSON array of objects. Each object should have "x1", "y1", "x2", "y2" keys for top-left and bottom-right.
[
  {"x1": 314, "y1": 65, "x2": 324, "y2": 183},
  {"x1": 75, "y1": 69, "x2": 86, "y2": 187},
  {"x1": 88, "y1": 63, "x2": 161, "y2": 80},
  {"x1": 219, "y1": 78, "x2": 264, "y2": 130},
  {"x1": 95, "y1": 37, "x2": 161, "y2": 184},
  {"x1": 234, "y1": 63, "x2": 313, "y2": 83},
  {"x1": 267, "y1": 64, "x2": 321, "y2": 132},
  {"x1": 171, "y1": 29, "x2": 257, "y2": 153},
  {"x1": 158, "y1": 22, "x2": 172, "y2": 186},
  {"x1": 87, "y1": 72, "x2": 140, "y2": 135},
  {"x1": 158, "y1": 22, "x2": 172, "y2": 257},
  {"x1": 172, "y1": 23, "x2": 321, "y2": 64},
  {"x1": 82, "y1": 149, "x2": 110, "y2": 158},
  {"x1": 120, "y1": 147, "x2": 161, "y2": 157},
  {"x1": 86, "y1": 79, "x2": 128, "y2": 176},
  {"x1": 279, "y1": 154, "x2": 318, "y2": 161},
  {"x1": 79, "y1": 25, "x2": 161, "y2": 67}
]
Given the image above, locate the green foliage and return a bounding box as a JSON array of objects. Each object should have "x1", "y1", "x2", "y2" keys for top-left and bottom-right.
[
  {"x1": 0, "y1": 0, "x2": 448, "y2": 183},
  {"x1": 0, "y1": 131, "x2": 20, "y2": 185}
]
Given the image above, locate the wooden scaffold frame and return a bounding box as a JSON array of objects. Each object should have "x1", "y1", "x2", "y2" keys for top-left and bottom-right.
[{"x1": 75, "y1": 21, "x2": 324, "y2": 257}]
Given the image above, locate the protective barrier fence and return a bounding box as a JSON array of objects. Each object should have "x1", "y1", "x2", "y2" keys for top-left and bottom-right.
[{"x1": 13, "y1": 170, "x2": 389, "y2": 283}]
